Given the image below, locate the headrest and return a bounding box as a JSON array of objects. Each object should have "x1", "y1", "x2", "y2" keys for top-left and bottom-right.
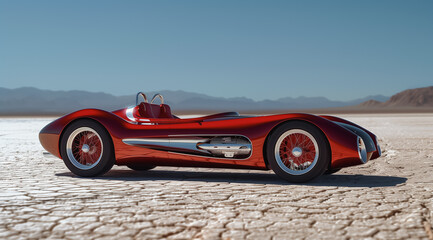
[
  {"x1": 158, "y1": 104, "x2": 173, "y2": 118},
  {"x1": 135, "y1": 102, "x2": 156, "y2": 119}
]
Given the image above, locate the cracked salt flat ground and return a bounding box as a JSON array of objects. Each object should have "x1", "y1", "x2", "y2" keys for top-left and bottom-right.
[{"x1": 0, "y1": 114, "x2": 432, "y2": 239}]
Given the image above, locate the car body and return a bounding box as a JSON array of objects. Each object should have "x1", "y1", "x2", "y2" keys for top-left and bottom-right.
[{"x1": 39, "y1": 92, "x2": 381, "y2": 182}]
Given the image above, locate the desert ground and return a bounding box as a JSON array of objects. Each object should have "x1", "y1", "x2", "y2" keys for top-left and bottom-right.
[{"x1": 0, "y1": 114, "x2": 432, "y2": 239}]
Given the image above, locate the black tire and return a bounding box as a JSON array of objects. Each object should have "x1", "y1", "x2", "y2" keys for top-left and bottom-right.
[
  {"x1": 60, "y1": 119, "x2": 115, "y2": 177},
  {"x1": 126, "y1": 164, "x2": 156, "y2": 171},
  {"x1": 324, "y1": 168, "x2": 341, "y2": 175},
  {"x1": 266, "y1": 121, "x2": 330, "y2": 183}
]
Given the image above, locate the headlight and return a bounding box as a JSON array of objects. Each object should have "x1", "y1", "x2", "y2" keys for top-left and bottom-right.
[{"x1": 358, "y1": 137, "x2": 368, "y2": 164}]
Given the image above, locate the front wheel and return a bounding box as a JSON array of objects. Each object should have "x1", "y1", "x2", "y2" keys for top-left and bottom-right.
[
  {"x1": 266, "y1": 121, "x2": 330, "y2": 182},
  {"x1": 60, "y1": 119, "x2": 115, "y2": 177}
]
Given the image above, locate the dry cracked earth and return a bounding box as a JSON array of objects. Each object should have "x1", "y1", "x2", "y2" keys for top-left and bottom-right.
[{"x1": 0, "y1": 114, "x2": 432, "y2": 240}]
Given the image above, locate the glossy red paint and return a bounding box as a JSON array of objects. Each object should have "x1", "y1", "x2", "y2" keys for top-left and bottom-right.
[
  {"x1": 39, "y1": 105, "x2": 375, "y2": 171},
  {"x1": 319, "y1": 115, "x2": 381, "y2": 160}
]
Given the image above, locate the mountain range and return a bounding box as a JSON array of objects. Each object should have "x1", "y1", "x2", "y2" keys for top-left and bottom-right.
[
  {"x1": 1, "y1": 86, "x2": 432, "y2": 115},
  {"x1": 0, "y1": 87, "x2": 391, "y2": 115}
]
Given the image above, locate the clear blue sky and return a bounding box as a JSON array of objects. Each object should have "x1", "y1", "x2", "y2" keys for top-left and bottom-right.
[{"x1": 1, "y1": 0, "x2": 432, "y2": 101}]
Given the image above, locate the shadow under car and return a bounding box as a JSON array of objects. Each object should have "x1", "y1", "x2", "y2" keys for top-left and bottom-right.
[{"x1": 56, "y1": 168, "x2": 407, "y2": 188}]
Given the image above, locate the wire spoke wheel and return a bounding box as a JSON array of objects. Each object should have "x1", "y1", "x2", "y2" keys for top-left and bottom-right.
[
  {"x1": 266, "y1": 121, "x2": 330, "y2": 182},
  {"x1": 60, "y1": 120, "x2": 114, "y2": 177},
  {"x1": 275, "y1": 129, "x2": 319, "y2": 175},
  {"x1": 66, "y1": 127, "x2": 103, "y2": 170}
]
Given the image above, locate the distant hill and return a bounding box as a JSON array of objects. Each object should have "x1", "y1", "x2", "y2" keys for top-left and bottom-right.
[
  {"x1": 0, "y1": 87, "x2": 389, "y2": 115},
  {"x1": 358, "y1": 86, "x2": 433, "y2": 108},
  {"x1": 359, "y1": 99, "x2": 383, "y2": 107},
  {"x1": 384, "y1": 86, "x2": 433, "y2": 107}
]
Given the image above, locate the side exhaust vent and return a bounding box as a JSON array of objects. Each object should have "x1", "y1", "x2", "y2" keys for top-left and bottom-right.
[{"x1": 197, "y1": 136, "x2": 252, "y2": 158}]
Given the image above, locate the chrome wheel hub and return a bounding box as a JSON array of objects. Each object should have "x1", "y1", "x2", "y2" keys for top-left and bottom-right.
[
  {"x1": 292, "y1": 147, "x2": 302, "y2": 157},
  {"x1": 82, "y1": 144, "x2": 90, "y2": 153}
]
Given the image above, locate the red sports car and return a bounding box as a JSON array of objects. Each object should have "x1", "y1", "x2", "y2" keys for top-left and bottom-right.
[{"x1": 39, "y1": 92, "x2": 381, "y2": 182}]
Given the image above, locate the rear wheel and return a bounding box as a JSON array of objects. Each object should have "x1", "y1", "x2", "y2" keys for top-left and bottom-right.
[
  {"x1": 266, "y1": 121, "x2": 330, "y2": 182},
  {"x1": 60, "y1": 119, "x2": 115, "y2": 177}
]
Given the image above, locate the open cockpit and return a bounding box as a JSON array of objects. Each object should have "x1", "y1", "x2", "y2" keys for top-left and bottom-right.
[{"x1": 113, "y1": 92, "x2": 244, "y2": 124}]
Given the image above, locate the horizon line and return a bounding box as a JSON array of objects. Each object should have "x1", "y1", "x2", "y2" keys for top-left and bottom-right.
[{"x1": 0, "y1": 85, "x2": 398, "y2": 103}]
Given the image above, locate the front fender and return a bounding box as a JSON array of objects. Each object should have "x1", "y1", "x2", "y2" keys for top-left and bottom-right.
[
  {"x1": 259, "y1": 114, "x2": 366, "y2": 169},
  {"x1": 291, "y1": 115, "x2": 365, "y2": 169},
  {"x1": 320, "y1": 115, "x2": 381, "y2": 160}
]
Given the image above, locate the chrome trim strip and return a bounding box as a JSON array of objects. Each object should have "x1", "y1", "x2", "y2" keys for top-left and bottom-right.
[
  {"x1": 126, "y1": 106, "x2": 153, "y2": 125},
  {"x1": 166, "y1": 151, "x2": 251, "y2": 161},
  {"x1": 126, "y1": 106, "x2": 136, "y2": 122},
  {"x1": 122, "y1": 135, "x2": 253, "y2": 160},
  {"x1": 122, "y1": 138, "x2": 209, "y2": 154},
  {"x1": 123, "y1": 138, "x2": 171, "y2": 146},
  {"x1": 168, "y1": 134, "x2": 248, "y2": 137}
]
